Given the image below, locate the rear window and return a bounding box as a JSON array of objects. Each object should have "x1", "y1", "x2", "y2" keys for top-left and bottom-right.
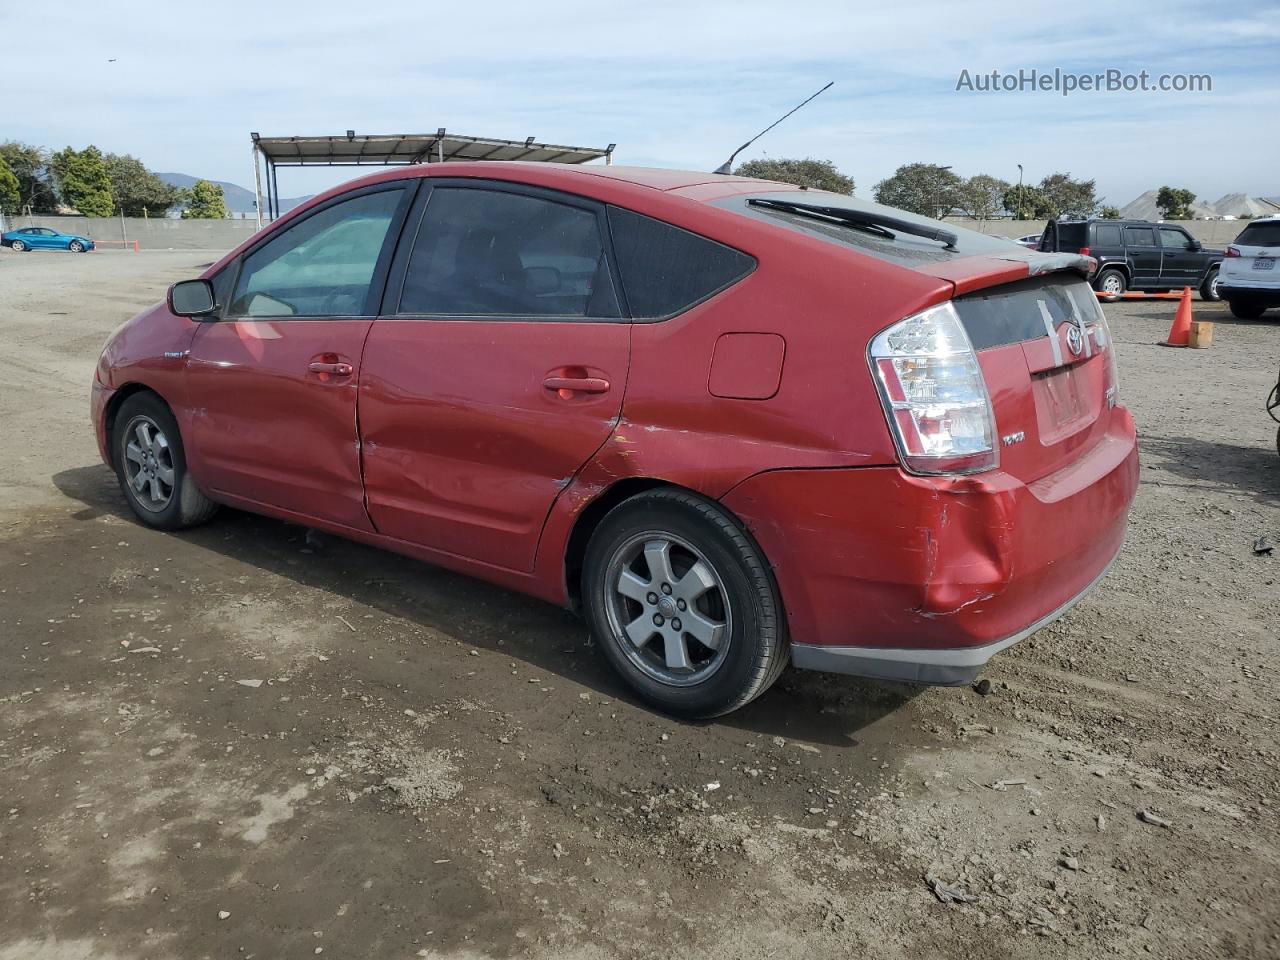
[
  {"x1": 1094, "y1": 224, "x2": 1122, "y2": 247},
  {"x1": 607, "y1": 206, "x2": 754, "y2": 319},
  {"x1": 713, "y1": 191, "x2": 1016, "y2": 267},
  {"x1": 953, "y1": 275, "x2": 1100, "y2": 351},
  {"x1": 1235, "y1": 221, "x2": 1280, "y2": 246}
]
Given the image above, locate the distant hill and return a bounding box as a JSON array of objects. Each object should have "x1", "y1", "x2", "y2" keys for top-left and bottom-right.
[
  {"x1": 1120, "y1": 189, "x2": 1280, "y2": 221},
  {"x1": 156, "y1": 173, "x2": 310, "y2": 216}
]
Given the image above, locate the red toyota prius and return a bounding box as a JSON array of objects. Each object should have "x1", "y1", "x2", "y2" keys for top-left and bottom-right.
[{"x1": 92, "y1": 163, "x2": 1137, "y2": 717}]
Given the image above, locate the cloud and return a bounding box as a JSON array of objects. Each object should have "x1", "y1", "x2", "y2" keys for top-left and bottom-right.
[{"x1": 4, "y1": 0, "x2": 1275, "y2": 204}]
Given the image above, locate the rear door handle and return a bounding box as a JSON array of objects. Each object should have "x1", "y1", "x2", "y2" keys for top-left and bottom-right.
[
  {"x1": 309, "y1": 361, "x2": 353, "y2": 376},
  {"x1": 543, "y1": 376, "x2": 610, "y2": 395}
]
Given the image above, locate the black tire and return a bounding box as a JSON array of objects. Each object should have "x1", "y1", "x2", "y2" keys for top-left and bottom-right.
[
  {"x1": 69, "y1": 240, "x2": 84, "y2": 253},
  {"x1": 11, "y1": 239, "x2": 26, "y2": 252},
  {"x1": 582, "y1": 489, "x2": 787, "y2": 718},
  {"x1": 1228, "y1": 300, "x2": 1266, "y2": 320},
  {"x1": 1094, "y1": 268, "x2": 1127, "y2": 301},
  {"x1": 1199, "y1": 267, "x2": 1221, "y2": 302},
  {"x1": 112, "y1": 392, "x2": 218, "y2": 530}
]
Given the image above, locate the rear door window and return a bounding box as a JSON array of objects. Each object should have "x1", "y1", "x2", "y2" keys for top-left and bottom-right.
[
  {"x1": 607, "y1": 206, "x2": 754, "y2": 319},
  {"x1": 398, "y1": 186, "x2": 618, "y2": 318},
  {"x1": 1124, "y1": 226, "x2": 1157, "y2": 247},
  {"x1": 1235, "y1": 222, "x2": 1280, "y2": 246}
]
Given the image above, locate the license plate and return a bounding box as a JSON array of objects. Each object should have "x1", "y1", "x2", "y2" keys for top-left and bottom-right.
[{"x1": 1254, "y1": 257, "x2": 1275, "y2": 271}]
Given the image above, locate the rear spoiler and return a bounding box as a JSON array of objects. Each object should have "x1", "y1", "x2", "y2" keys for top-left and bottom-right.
[{"x1": 1020, "y1": 252, "x2": 1096, "y2": 278}]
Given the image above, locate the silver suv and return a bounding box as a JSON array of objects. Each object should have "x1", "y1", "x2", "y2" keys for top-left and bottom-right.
[{"x1": 1219, "y1": 216, "x2": 1280, "y2": 319}]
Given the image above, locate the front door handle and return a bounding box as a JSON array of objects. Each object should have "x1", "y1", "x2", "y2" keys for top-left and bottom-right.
[
  {"x1": 309, "y1": 361, "x2": 353, "y2": 376},
  {"x1": 543, "y1": 376, "x2": 610, "y2": 395}
]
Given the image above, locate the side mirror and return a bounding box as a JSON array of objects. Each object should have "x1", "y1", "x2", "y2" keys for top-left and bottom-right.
[
  {"x1": 168, "y1": 279, "x2": 217, "y2": 318},
  {"x1": 1186, "y1": 240, "x2": 1201, "y2": 251}
]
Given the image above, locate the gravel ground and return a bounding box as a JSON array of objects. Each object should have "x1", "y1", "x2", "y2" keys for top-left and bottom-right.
[{"x1": 1, "y1": 249, "x2": 1277, "y2": 960}]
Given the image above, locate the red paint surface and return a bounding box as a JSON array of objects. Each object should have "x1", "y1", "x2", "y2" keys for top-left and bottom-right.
[{"x1": 93, "y1": 162, "x2": 1140, "y2": 660}]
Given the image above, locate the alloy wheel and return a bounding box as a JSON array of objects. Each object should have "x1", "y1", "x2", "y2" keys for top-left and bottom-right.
[
  {"x1": 121, "y1": 415, "x2": 176, "y2": 512},
  {"x1": 603, "y1": 532, "x2": 732, "y2": 687}
]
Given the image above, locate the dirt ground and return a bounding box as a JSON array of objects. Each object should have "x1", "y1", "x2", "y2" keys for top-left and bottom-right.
[{"x1": 1, "y1": 249, "x2": 1277, "y2": 960}]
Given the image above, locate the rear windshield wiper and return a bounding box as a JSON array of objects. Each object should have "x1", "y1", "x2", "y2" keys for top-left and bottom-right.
[{"x1": 747, "y1": 197, "x2": 958, "y2": 250}]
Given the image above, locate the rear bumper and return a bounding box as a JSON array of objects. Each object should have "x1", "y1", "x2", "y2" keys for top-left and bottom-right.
[
  {"x1": 790, "y1": 541, "x2": 1121, "y2": 684},
  {"x1": 721, "y1": 410, "x2": 1139, "y2": 684},
  {"x1": 1219, "y1": 284, "x2": 1280, "y2": 306}
]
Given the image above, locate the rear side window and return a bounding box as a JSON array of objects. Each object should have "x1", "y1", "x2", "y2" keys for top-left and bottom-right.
[
  {"x1": 607, "y1": 206, "x2": 754, "y2": 319},
  {"x1": 1053, "y1": 223, "x2": 1087, "y2": 250},
  {"x1": 1124, "y1": 226, "x2": 1156, "y2": 247},
  {"x1": 399, "y1": 187, "x2": 618, "y2": 318},
  {"x1": 1235, "y1": 221, "x2": 1280, "y2": 246},
  {"x1": 1094, "y1": 224, "x2": 1122, "y2": 247}
]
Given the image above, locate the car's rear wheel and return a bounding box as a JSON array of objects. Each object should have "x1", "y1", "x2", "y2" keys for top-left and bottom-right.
[
  {"x1": 113, "y1": 392, "x2": 218, "y2": 530},
  {"x1": 1200, "y1": 267, "x2": 1221, "y2": 301},
  {"x1": 582, "y1": 489, "x2": 787, "y2": 718},
  {"x1": 69, "y1": 240, "x2": 84, "y2": 253},
  {"x1": 1228, "y1": 300, "x2": 1266, "y2": 320},
  {"x1": 11, "y1": 239, "x2": 26, "y2": 252},
  {"x1": 1095, "y1": 268, "x2": 1126, "y2": 301}
]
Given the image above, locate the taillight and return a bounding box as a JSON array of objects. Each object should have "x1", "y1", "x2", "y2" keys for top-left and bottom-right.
[
  {"x1": 869, "y1": 302, "x2": 997, "y2": 475},
  {"x1": 1225, "y1": 246, "x2": 1241, "y2": 258},
  {"x1": 1078, "y1": 245, "x2": 1091, "y2": 257}
]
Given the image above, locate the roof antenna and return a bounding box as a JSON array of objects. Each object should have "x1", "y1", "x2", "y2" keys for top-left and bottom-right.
[{"x1": 713, "y1": 81, "x2": 834, "y2": 175}]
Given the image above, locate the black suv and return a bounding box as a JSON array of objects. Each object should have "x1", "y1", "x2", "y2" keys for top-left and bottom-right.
[{"x1": 1039, "y1": 218, "x2": 1223, "y2": 301}]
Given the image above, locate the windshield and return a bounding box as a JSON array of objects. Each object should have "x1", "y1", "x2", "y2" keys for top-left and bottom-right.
[{"x1": 713, "y1": 190, "x2": 1019, "y2": 266}]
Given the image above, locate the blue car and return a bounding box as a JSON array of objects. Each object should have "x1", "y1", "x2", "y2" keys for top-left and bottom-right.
[{"x1": 2, "y1": 226, "x2": 95, "y2": 252}]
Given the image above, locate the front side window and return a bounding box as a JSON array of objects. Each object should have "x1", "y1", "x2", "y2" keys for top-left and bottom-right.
[
  {"x1": 1159, "y1": 226, "x2": 1191, "y2": 249},
  {"x1": 229, "y1": 189, "x2": 404, "y2": 317},
  {"x1": 399, "y1": 187, "x2": 617, "y2": 318},
  {"x1": 1125, "y1": 226, "x2": 1156, "y2": 247}
]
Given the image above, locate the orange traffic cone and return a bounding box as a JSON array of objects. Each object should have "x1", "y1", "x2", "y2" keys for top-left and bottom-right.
[{"x1": 1159, "y1": 287, "x2": 1194, "y2": 347}]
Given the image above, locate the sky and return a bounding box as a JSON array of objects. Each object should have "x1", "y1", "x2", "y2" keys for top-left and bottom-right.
[{"x1": 4, "y1": 1, "x2": 1278, "y2": 208}]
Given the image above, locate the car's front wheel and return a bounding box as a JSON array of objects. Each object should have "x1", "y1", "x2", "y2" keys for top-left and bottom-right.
[
  {"x1": 1094, "y1": 268, "x2": 1127, "y2": 301},
  {"x1": 1228, "y1": 300, "x2": 1266, "y2": 320},
  {"x1": 582, "y1": 489, "x2": 788, "y2": 718},
  {"x1": 11, "y1": 239, "x2": 26, "y2": 252},
  {"x1": 112, "y1": 392, "x2": 219, "y2": 530},
  {"x1": 69, "y1": 240, "x2": 85, "y2": 253},
  {"x1": 1200, "y1": 267, "x2": 1221, "y2": 301}
]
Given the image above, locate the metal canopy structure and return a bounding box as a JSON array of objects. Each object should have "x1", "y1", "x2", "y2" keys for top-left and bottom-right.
[{"x1": 249, "y1": 130, "x2": 615, "y2": 227}]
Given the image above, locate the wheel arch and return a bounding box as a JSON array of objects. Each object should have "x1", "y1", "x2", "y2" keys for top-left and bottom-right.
[{"x1": 102, "y1": 383, "x2": 171, "y2": 468}]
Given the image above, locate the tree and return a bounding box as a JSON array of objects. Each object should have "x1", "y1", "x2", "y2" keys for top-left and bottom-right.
[
  {"x1": 0, "y1": 155, "x2": 19, "y2": 215},
  {"x1": 1156, "y1": 186, "x2": 1196, "y2": 220},
  {"x1": 182, "y1": 179, "x2": 228, "y2": 219},
  {"x1": 0, "y1": 141, "x2": 58, "y2": 213},
  {"x1": 105, "y1": 153, "x2": 183, "y2": 216},
  {"x1": 1098, "y1": 205, "x2": 1121, "y2": 219},
  {"x1": 49, "y1": 145, "x2": 115, "y2": 217},
  {"x1": 1002, "y1": 184, "x2": 1052, "y2": 220},
  {"x1": 1038, "y1": 172, "x2": 1098, "y2": 219},
  {"x1": 957, "y1": 174, "x2": 1011, "y2": 222},
  {"x1": 873, "y1": 163, "x2": 963, "y2": 217},
  {"x1": 733, "y1": 157, "x2": 854, "y2": 194}
]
